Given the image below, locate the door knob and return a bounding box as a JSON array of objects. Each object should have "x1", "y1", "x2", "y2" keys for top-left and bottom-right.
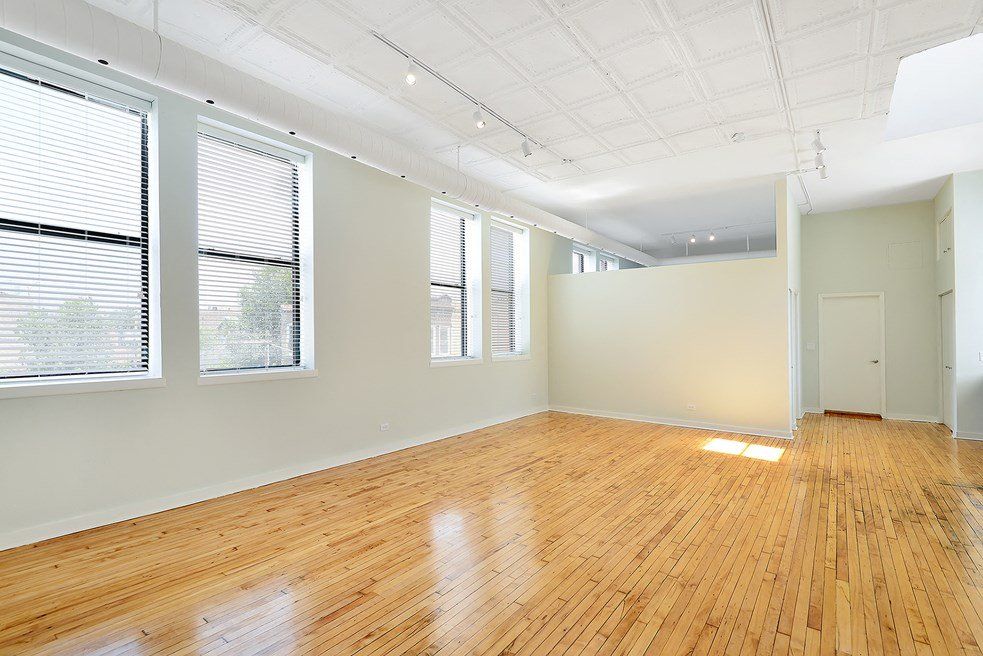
[{"x1": 869, "y1": 360, "x2": 879, "y2": 364}]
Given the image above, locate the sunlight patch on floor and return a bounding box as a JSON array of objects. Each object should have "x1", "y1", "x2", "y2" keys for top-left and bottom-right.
[{"x1": 703, "y1": 438, "x2": 784, "y2": 462}]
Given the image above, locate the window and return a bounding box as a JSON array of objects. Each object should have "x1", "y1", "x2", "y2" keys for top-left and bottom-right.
[
  {"x1": 0, "y1": 64, "x2": 153, "y2": 385},
  {"x1": 197, "y1": 126, "x2": 310, "y2": 375},
  {"x1": 572, "y1": 250, "x2": 586, "y2": 274},
  {"x1": 598, "y1": 254, "x2": 619, "y2": 271},
  {"x1": 572, "y1": 245, "x2": 593, "y2": 273},
  {"x1": 430, "y1": 200, "x2": 479, "y2": 361},
  {"x1": 490, "y1": 220, "x2": 529, "y2": 357}
]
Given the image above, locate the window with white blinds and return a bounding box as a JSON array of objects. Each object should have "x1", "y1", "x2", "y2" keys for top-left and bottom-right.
[
  {"x1": 598, "y1": 255, "x2": 618, "y2": 271},
  {"x1": 430, "y1": 200, "x2": 478, "y2": 360},
  {"x1": 197, "y1": 128, "x2": 308, "y2": 374},
  {"x1": 571, "y1": 251, "x2": 587, "y2": 273},
  {"x1": 0, "y1": 65, "x2": 151, "y2": 383},
  {"x1": 490, "y1": 220, "x2": 528, "y2": 357}
]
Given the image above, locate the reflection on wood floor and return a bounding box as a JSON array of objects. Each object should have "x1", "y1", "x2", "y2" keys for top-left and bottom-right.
[{"x1": 0, "y1": 412, "x2": 981, "y2": 655}]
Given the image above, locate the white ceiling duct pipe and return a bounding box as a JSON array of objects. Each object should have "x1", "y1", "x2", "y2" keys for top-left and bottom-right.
[{"x1": 0, "y1": 0, "x2": 657, "y2": 265}]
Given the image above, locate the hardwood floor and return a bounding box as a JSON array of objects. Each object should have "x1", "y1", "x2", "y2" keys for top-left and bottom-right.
[{"x1": 1, "y1": 412, "x2": 981, "y2": 655}]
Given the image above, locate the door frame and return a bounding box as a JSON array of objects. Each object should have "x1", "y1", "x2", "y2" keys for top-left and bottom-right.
[
  {"x1": 788, "y1": 289, "x2": 802, "y2": 430},
  {"x1": 938, "y1": 289, "x2": 956, "y2": 433},
  {"x1": 818, "y1": 292, "x2": 886, "y2": 417}
]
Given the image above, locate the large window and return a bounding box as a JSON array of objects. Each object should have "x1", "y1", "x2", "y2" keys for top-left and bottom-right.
[
  {"x1": 197, "y1": 126, "x2": 310, "y2": 375},
  {"x1": 0, "y1": 64, "x2": 152, "y2": 385},
  {"x1": 430, "y1": 200, "x2": 479, "y2": 361},
  {"x1": 490, "y1": 220, "x2": 529, "y2": 357}
]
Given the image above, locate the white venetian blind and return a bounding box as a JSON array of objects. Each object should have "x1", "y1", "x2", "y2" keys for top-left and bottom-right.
[
  {"x1": 598, "y1": 255, "x2": 617, "y2": 271},
  {"x1": 572, "y1": 250, "x2": 585, "y2": 274},
  {"x1": 197, "y1": 130, "x2": 303, "y2": 373},
  {"x1": 0, "y1": 66, "x2": 150, "y2": 381},
  {"x1": 430, "y1": 201, "x2": 471, "y2": 359},
  {"x1": 490, "y1": 221, "x2": 518, "y2": 355}
]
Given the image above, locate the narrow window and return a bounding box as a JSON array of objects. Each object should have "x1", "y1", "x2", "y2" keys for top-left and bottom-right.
[
  {"x1": 598, "y1": 254, "x2": 618, "y2": 271},
  {"x1": 197, "y1": 127, "x2": 310, "y2": 374},
  {"x1": 490, "y1": 220, "x2": 529, "y2": 357},
  {"x1": 0, "y1": 66, "x2": 152, "y2": 384},
  {"x1": 430, "y1": 200, "x2": 479, "y2": 361}
]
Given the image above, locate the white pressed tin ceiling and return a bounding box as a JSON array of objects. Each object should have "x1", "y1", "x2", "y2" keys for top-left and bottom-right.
[{"x1": 82, "y1": 0, "x2": 983, "y2": 252}]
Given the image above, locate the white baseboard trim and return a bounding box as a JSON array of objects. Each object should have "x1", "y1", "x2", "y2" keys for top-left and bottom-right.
[
  {"x1": 802, "y1": 407, "x2": 822, "y2": 415},
  {"x1": 0, "y1": 406, "x2": 548, "y2": 552},
  {"x1": 955, "y1": 431, "x2": 983, "y2": 441},
  {"x1": 548, "y1": 406, "x2": 793, "y2": 440},
  {"x1": 884, "y1": 413, "x2": 941, "y2": 423}
]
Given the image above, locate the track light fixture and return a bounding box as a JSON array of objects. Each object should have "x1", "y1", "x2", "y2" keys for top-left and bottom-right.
[
  {"x1": 819, "y1": 165, "x2": 829, "y2": 180},
  {"x1": 708, "y1": 232, "x2": 716, "y2": 241},
  {"x1": 689, "y1": 235, "x2": 697, "y2": 244},
  {"x1": 473, "y1": 107, "x2": 486, "y2": 129},
  {"x1": 521, "y1": 138, "x2": 533, "y2": 158},
  {"x1": 404, "y1": 60, "x2": 418, "y2": 86},
  {"x1": 812, "y1": 130, "x2": 826, "y2": 152}
]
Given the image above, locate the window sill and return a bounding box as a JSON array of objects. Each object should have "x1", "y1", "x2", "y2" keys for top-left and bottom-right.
[
  {"x1": 199, "y1": 368, "x2": 318, "y2": 386},
  {"x1": 0, "y1": 374, "x2": 165, "y2": 400},
  {"x1": 493, "y1": 353, "x2": 532, "y2": 362},
  {"x1": 430, "y1": 357, "x2": 483, "y2": 368}
]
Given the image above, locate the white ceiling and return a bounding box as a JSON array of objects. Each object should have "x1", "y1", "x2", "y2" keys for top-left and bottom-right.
[{"x1": 86, "y1": 0, "x2": 983, "y2": 253}]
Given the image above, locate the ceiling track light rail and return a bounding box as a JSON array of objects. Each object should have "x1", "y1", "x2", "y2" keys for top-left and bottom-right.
[{"x1": 372, "y1": 32, "x2": 553, "y2": 160}]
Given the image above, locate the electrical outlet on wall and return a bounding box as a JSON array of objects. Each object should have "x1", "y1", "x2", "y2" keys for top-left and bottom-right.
[
  {"x1": 379, "y1": 422, "x2": 390, "y2": 432},
  {"x1": 687, "y1": 403, "x2": 696, "y2": 411}
]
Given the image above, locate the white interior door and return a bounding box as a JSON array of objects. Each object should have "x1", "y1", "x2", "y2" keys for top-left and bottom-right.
[
  {"x1": 941, "y1": 291, "x2": 955, "y2": 430},
  {"x1": 821, "y1": 295, "x2": 883, "y2": 415}
]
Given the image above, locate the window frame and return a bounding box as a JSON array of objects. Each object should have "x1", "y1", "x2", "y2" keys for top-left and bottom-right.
[
  {"x1": 0, "y1": 54, "x2": 162, "y2": 398},
  {"x1": 490, "y1": 218, "x2": 530, "y2": 361},
  {"x1": 195, "y1": 122, "x2": 314, "y2": 383},
  {"x1": 597, "y1": 253, "x2": 619, "y2": 271},
  {"x1": 572, "y1": 244, "x2": 595, "y2": 274},
  {"x1": 429, "y1": 199, "x2": 482, "y2": 366}
]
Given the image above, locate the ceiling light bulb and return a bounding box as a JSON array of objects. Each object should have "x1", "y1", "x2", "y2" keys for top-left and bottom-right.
[
  {"x1": 689, "y1": 235, "x2": 697, "y2": 244},
  {"x1": 521, "y1": 138, "x2": 532, "y2": 157},
  {"x1": 819, "y1": 165, "x2": 829, "y2": 180},
  {"x1": 405, "y1": 60, "x2": 418, "y2": 86},
  {"x1": 473, "y1": 107, "x2": 486, "y2": 129},
  {"x1": 708, "y1": 232, "x2": 716, "y2": 241}
]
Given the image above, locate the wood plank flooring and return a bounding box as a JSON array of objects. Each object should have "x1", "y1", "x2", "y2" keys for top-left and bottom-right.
[{"x1": 0, "y1": 412, "x2": 981, "y2": 655}]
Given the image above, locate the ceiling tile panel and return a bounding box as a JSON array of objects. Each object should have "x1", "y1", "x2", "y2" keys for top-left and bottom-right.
[
  {"x1": 572, "y1": 95, "x2": 637, "y2": 128},
  {"x1": 385, "y1": 9, "x2": 478, "y2": 66},
  {"x1": 660, "y1": 0, "x2": 745, "y2": 26},
  {"x1": 697, "y1": 51, "x2": 774, "y2": 96},
  {"x1": 651, "y1": 105, "x2": 717, "y2": 134},
  {"x1": 334, "y1": 0, "x2": 430, "y2": 30},
  {"x1": 451, "y1": 0, "x2": 550, "y2": 40},
  {"x1": 597, "y1": 121, "x2": 655, "y2": 147},
  {"x1": 551, "y1": 135, "x2": 607, "y2": 159},
  {"x1": 620, "y1": 140, "x2": 673, "y2": 163},
  {"x1": 873, "y1": 0, "x2": 982, "y2": 50},
  {"x1": 668, "y1": 126, "x2": 725, "y2": 151},
  {"x1": 769, "y1": 0, "x2": 867, "y2": 38},
  {"x1": 601, "y1": 39, "x2": 681, "y2": 86},
  {"x1": 713, "y1": 85, "x2": 781, "y2": 119},
  {"x1": 630, "y1": 74, "x2": 699, "y2": 114},
  {"x1": 779, "y1": 19, "x2": 871, "y2": 75},
  {"x1": 791, "y1": 96, "x2": 864, "y2": 127},
  {"x1": 721, "y1": 113, "x2": 787, "y2": 140},
  {"x1": 277, "y1": 1, "x2": 365, "y2": 57},
  {"x1": 575, "y1": 152, "x2": 627, "y2": 173},
  {"x1": 568, "y1": 0, "x2": 659, "y2": 53},
  {"x1": 501, "y1": 27, "x2": 583, "y2": 77},
  {"x1": 524, "y1": 114, "x2": 582, "y2": 142},
  {"x1": 483, "y1": 86, "x2": 555, "y2": 124},
  {"x1": 541, "y1": 67, "x2": 612, "y2": 106},
  {"x1": 443, "y1": 52, "x2": 525, "y2": 99},
  {"x1": 677, "y1": 5, "x2": 767, "y2": 65},
  {"x1": 785, "y1": 62, "x2": 866, "y2": 106}
]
